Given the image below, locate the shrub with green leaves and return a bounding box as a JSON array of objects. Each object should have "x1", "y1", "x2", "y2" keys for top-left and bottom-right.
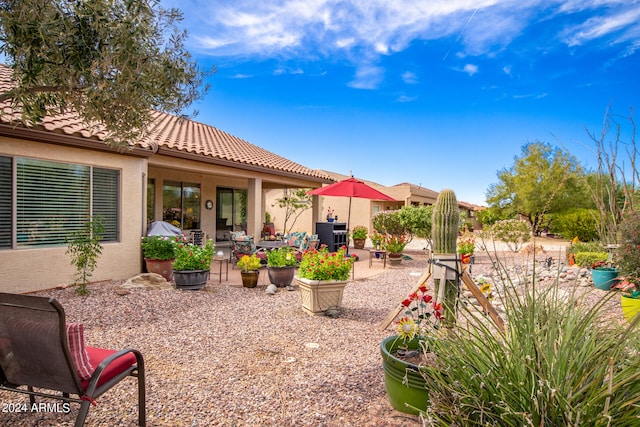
[
  {"x1": 422, "y1": 265, "x2": 640, "y2": 425},
  {"x1": 550, "y1": 208, "x2": 600, "y2": 241},
  {"x1": 573, "y1": 251, "x2": 608, "y2": 268},
  {"x1": 65, "y1": 216, "x2": 104, "y2": 295},
  {"x1": 616, "y1": 211, "x2": 640, "y2": 281},
  {"x1": 484, "y1": 219, "x2": 531, "y2": 252}
]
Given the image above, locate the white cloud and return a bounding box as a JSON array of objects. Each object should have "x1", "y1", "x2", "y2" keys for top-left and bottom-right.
[
  {"x1": 178, "y1": 0, "x2": 640, "y2": 87},
  {"x1": 348, "y1": 65, "x2": 384, "y2": 89},
  {"x1": 401, "y1": 71, "x2": 419, "y2": 84},
  {"x1": 396, "y1": 94, "x2": 418, "y2": 103},
  {"x1": 463, "y1": 64, "x2": 479, "y2": 76},
  {"x1": 502, "y1": 65, "x2": 512, "y2": 76}
]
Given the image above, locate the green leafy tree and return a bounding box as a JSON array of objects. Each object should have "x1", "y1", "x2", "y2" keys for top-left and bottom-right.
[
  {"x1": 65, "y1": 216, "x2": 104, "y2": 295},
  {"x1": 0, "y1": 0, "x2": 210, "y2": 149},
  {"x1": 274, "y1": 188, "x2": 312, "y2": 235},
  {"x1": 486, "y1": 142, "x2": 587, "y2": 235}
]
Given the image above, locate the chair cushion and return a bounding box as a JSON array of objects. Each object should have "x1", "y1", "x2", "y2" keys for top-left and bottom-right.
[
  {"x1": 81, "y1": 347, "x2": 137, "y2": 390},
  {"x1": 233, "y1": 235, "x2": 255, "y2": 254},
  {"x1": 66, "y1": 323, "x2": 94, "y2": 381},
  {"x1": 287, "y1": 231, "x2": 307, "y2": 248},
  {"x1": 231, "y1": 231, "x2": 246, "y2": 240}
]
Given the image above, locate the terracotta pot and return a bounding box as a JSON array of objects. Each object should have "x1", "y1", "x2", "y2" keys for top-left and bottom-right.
[
  {"x1": 353, "y1": 238, "x2": 366, "y2": 249},
  {"x1": 144, "y1": 258, "x2": 174, "y2": 282},
  {"x1": 388, "y1": 253, "x2": 403, "y2": 266}
]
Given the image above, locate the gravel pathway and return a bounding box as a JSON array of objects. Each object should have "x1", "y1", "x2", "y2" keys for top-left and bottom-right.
[{"x1": 1, "y1": 240, "x2": 627, "y2": 426}]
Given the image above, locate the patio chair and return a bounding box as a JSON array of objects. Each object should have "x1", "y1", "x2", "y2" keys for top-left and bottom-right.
[
  {"x1": 229, "y1": 233, "x2": 266, "y2": 268},
  {"x1": 0, "y1": 292, "x2": 145, "y2": 427}
]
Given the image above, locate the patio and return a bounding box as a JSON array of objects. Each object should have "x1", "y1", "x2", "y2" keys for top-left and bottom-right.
[{"x1": 0, "y1": 247, "x2": 430, "y2": 426}]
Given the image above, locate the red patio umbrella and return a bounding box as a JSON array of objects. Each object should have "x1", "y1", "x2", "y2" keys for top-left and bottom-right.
[{"x1": 307, "y1": 177, "x2": 396, "y2": 250}]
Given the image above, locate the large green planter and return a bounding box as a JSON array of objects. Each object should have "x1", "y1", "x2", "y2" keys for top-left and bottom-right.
[
  {"x1": 591, "y1": 268, "x2": 618, "y2": 290},
  {"x1": 380, "y1": 335, "x2": 428, "y2": 415},
  {"x1": 620, "y1": 295, "x2": 640, "y2": 323}
]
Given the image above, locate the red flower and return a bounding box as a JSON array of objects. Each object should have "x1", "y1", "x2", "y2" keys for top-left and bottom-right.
[{"x1": 401, "y1": 299, "x2": 411, "y2": 307}]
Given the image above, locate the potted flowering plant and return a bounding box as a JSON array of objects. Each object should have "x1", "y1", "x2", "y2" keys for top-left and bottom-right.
[
  {"x1": 590, "y1": 259, "x2": 618, "y2": 291},
  {"x1": 351, "y1": 225, "x2": 368, "y2": 249},
  {"x1": 141, "y1": 234, "x2": 181, "y2": 281},
  {"x1": 266, "y1": 246, "x2": 297, "y2": 287},
  {"x1": 457, "y1": 236, "x2": 475, "y2": 264},
  {"x1": 614, "y1": 210, "x2": 640, "y2": 321},
  {"x1": 172, "y1": 239, "x2": 215, "y2": 290},
  {"x1": 296, "y1": 245, "x2": 356, "y2": 314},
  {"x1": 370, "y1": 232, "x2": 384, "y2": 250},
  {"x1": 380, "y1": 283, "x2": 443, "y2": 415},
  {"x1": 237, "y1": 254, "x2": 262, "y2": 288},
  {"x1": 384, "y1": 234, "x2": 406, "y2": 265}
]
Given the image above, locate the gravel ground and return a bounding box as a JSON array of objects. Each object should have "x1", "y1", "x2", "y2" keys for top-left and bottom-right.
[{"x1": 0, "y1": 239, "x2": 627, "y2": 426}]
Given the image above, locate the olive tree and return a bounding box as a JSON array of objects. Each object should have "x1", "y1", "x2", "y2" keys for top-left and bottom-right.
[{"x1": 0, "y1": 0, "x2": 209, "y2": 149}]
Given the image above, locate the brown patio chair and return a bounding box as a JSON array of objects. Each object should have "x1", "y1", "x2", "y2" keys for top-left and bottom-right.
[{"x1": 0, "y1": 292, "x2": 145, "y2": 426}]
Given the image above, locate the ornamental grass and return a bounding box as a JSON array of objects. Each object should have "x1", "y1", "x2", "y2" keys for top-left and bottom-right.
[{"x1": 421, "y1": 253, "x2": 640, "y2": 426}]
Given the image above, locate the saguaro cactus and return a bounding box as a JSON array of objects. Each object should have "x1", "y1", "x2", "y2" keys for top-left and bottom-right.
[{"x1": 431, "y1": 189, "x2": 460, "y2": 327}]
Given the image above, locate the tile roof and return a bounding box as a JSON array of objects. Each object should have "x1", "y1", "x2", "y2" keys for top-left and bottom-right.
[{"x1": 0, "y1": 64, "x2": 330, "y2": 182}]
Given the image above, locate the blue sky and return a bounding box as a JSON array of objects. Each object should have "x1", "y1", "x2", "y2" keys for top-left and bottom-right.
[{"x1": 161, "y1": 0, "x2": 640, "y2": 206}]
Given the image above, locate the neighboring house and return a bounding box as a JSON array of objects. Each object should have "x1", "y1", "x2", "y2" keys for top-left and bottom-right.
[
  {"x1": 0, "y1": 64, "x2": 331, "y2": 293},
  {"x1": 265, "y1": 171, "x2": 483, "y2": 240}
]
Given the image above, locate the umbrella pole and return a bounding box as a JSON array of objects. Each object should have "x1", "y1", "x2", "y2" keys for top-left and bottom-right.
[{"x1": 346, "y1": 197, "x2": 352, "y2": 256}]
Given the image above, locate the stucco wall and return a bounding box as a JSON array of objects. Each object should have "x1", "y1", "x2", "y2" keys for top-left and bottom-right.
[{"x1": 0, "y1": 137, "x2": 147, "y2": 293}]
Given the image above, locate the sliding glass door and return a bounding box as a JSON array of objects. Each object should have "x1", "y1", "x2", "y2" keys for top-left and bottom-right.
[{"x1": 216, "y1": 188, "x2": 247, "y2": 241}]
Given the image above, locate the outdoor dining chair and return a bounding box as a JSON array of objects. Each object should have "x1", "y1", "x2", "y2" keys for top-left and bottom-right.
[{"x1": 0, "y1": 292, "x2": 145, "y2": 426}]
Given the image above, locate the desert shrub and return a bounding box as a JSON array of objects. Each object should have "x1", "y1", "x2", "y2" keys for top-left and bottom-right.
[
  {"x1": 616, "y1": 210, "x2": 640, "y2": 280},
  {"x1": 422, "y1": 265, "x2": 640, "y2": 425},
  {"x1": 483, "y1": 219, "x2": 530, "y2": 252},
  {"x1": 574, "y1": 251, "x2": 609, "y2": 268},
  {"x1": 372, "y1": 210, "x2": 406, "y2": 236},
  {"x1": 570, "y1": 241, "x2": 605, "y2": 254},
  {"x1": 550, "y1": 208, "x2": 600, "y2": 241}
]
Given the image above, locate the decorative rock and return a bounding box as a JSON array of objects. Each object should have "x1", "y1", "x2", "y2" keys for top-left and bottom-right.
[
  {"x1": 265, "y1": 284, "x2": 277, "y2": 295},
  {"x1": 121, "y1": 273, "x2": 172, "y2": 290},
  {"x1": 115, "y1": 288, "x2": 131, "y2": 296}
]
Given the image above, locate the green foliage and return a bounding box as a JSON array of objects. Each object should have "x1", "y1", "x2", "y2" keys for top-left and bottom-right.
[
  {"x1": 573, "y1": 252, "x2": 608, "y2": 268},
  {"x1": 274, "y1": 188, "x2": 312, "y2": 235},
  {"x1": 266, "y1": 246, "x2": 297, "y2": 267},
  {"x1": 298, "y1": 246, "x2": 354, "y2": 281},
  {"x1": 372, "y1": 210, "x2": 407, "y2": 236},
  {"x1": 423, "y1": 273, "x2": 640, "y2": 425},
  {"x1": 237, "y1": 254, "x2": 261, "y2": 272},
  {"x1": 549, "y1": 208, "x2": 600, "y2": 241},
  {"x1": 0, "y1": 0, "x2": 209, "y2": 149},
  {"x1": 65, "y1": 217, "x2": 104, "y2": 294},
  {"x1": 476, "y1": 206, "x2": 508, "y2": 227},
  {"x1": 432, "y1": 189, "x2": 459, "y2": 254},
  {"x1": 485, "y1": 219, "x2": 531, "y2": 252},
  {"x1": 486, "y1": 142, "x2": 587, "y2": 235},
  {"x1": 140, "y1": 235, "x2": 180, "y2": 260},
  {"x1": 570, "y1": 240, "x2": 605, "y2": 254},
  {"x1": 616, "y1": 211, "x2": 640, "y2": 281},
  {"x1": 398, "y1": 205, "x2": 433, "y2": 239},
  {"x1": 351, "y1": 225, "x2": 368, "y2": 240},
  {"x1": 173, "y1": 240, "x2": 214, "y2": 271}
]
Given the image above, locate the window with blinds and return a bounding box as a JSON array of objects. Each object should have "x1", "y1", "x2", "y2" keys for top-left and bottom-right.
[
  {"x1": 0, "y1": 156, "x2": 11, "y2": 249},
  {"x1": 0, "y1": 156, "x2": 120, "y2": 248}
]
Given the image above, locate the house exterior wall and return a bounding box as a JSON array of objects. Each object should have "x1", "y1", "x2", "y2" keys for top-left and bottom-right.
[{"x1": 0, "y1": 137, "x2": 147, "y2": 293}]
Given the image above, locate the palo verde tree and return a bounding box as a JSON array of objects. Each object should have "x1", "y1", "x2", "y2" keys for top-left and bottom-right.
[
  {"x1": 0, "y1": 0, "x2": 209, "y2": 149},
  {"x1": 486, "y1": 141, "x2": 587, "y2": 236},
  {"x1": 273, "y1": 188, "x2": 312, "y2": 235}
]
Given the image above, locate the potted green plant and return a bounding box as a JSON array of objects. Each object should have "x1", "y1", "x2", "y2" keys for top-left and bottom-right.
[
  {"x1": 370, "y1": 232, "x2": 384, "y2": 251},
  {"x1": 172, "y1": 239, "x2": 215, "y2": 290},
  {"x1": 237, "y1": 254, "x2": 262, "y2": 288},
  {"x1": 295, "y1": 245, "x2": 356, "y2": 314},
  {"x1": 351, "y1": 225, "x2": 368, "y2": 249},
  {"x1": 266, "y1": 246, "x2": 297, "y2": 287},
  {"x1": 381, "y1": 283, "x2": 443, "y2": 415},
  {"x1": 141, "y1": 234, "x2": 180, "y2": 282}
]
